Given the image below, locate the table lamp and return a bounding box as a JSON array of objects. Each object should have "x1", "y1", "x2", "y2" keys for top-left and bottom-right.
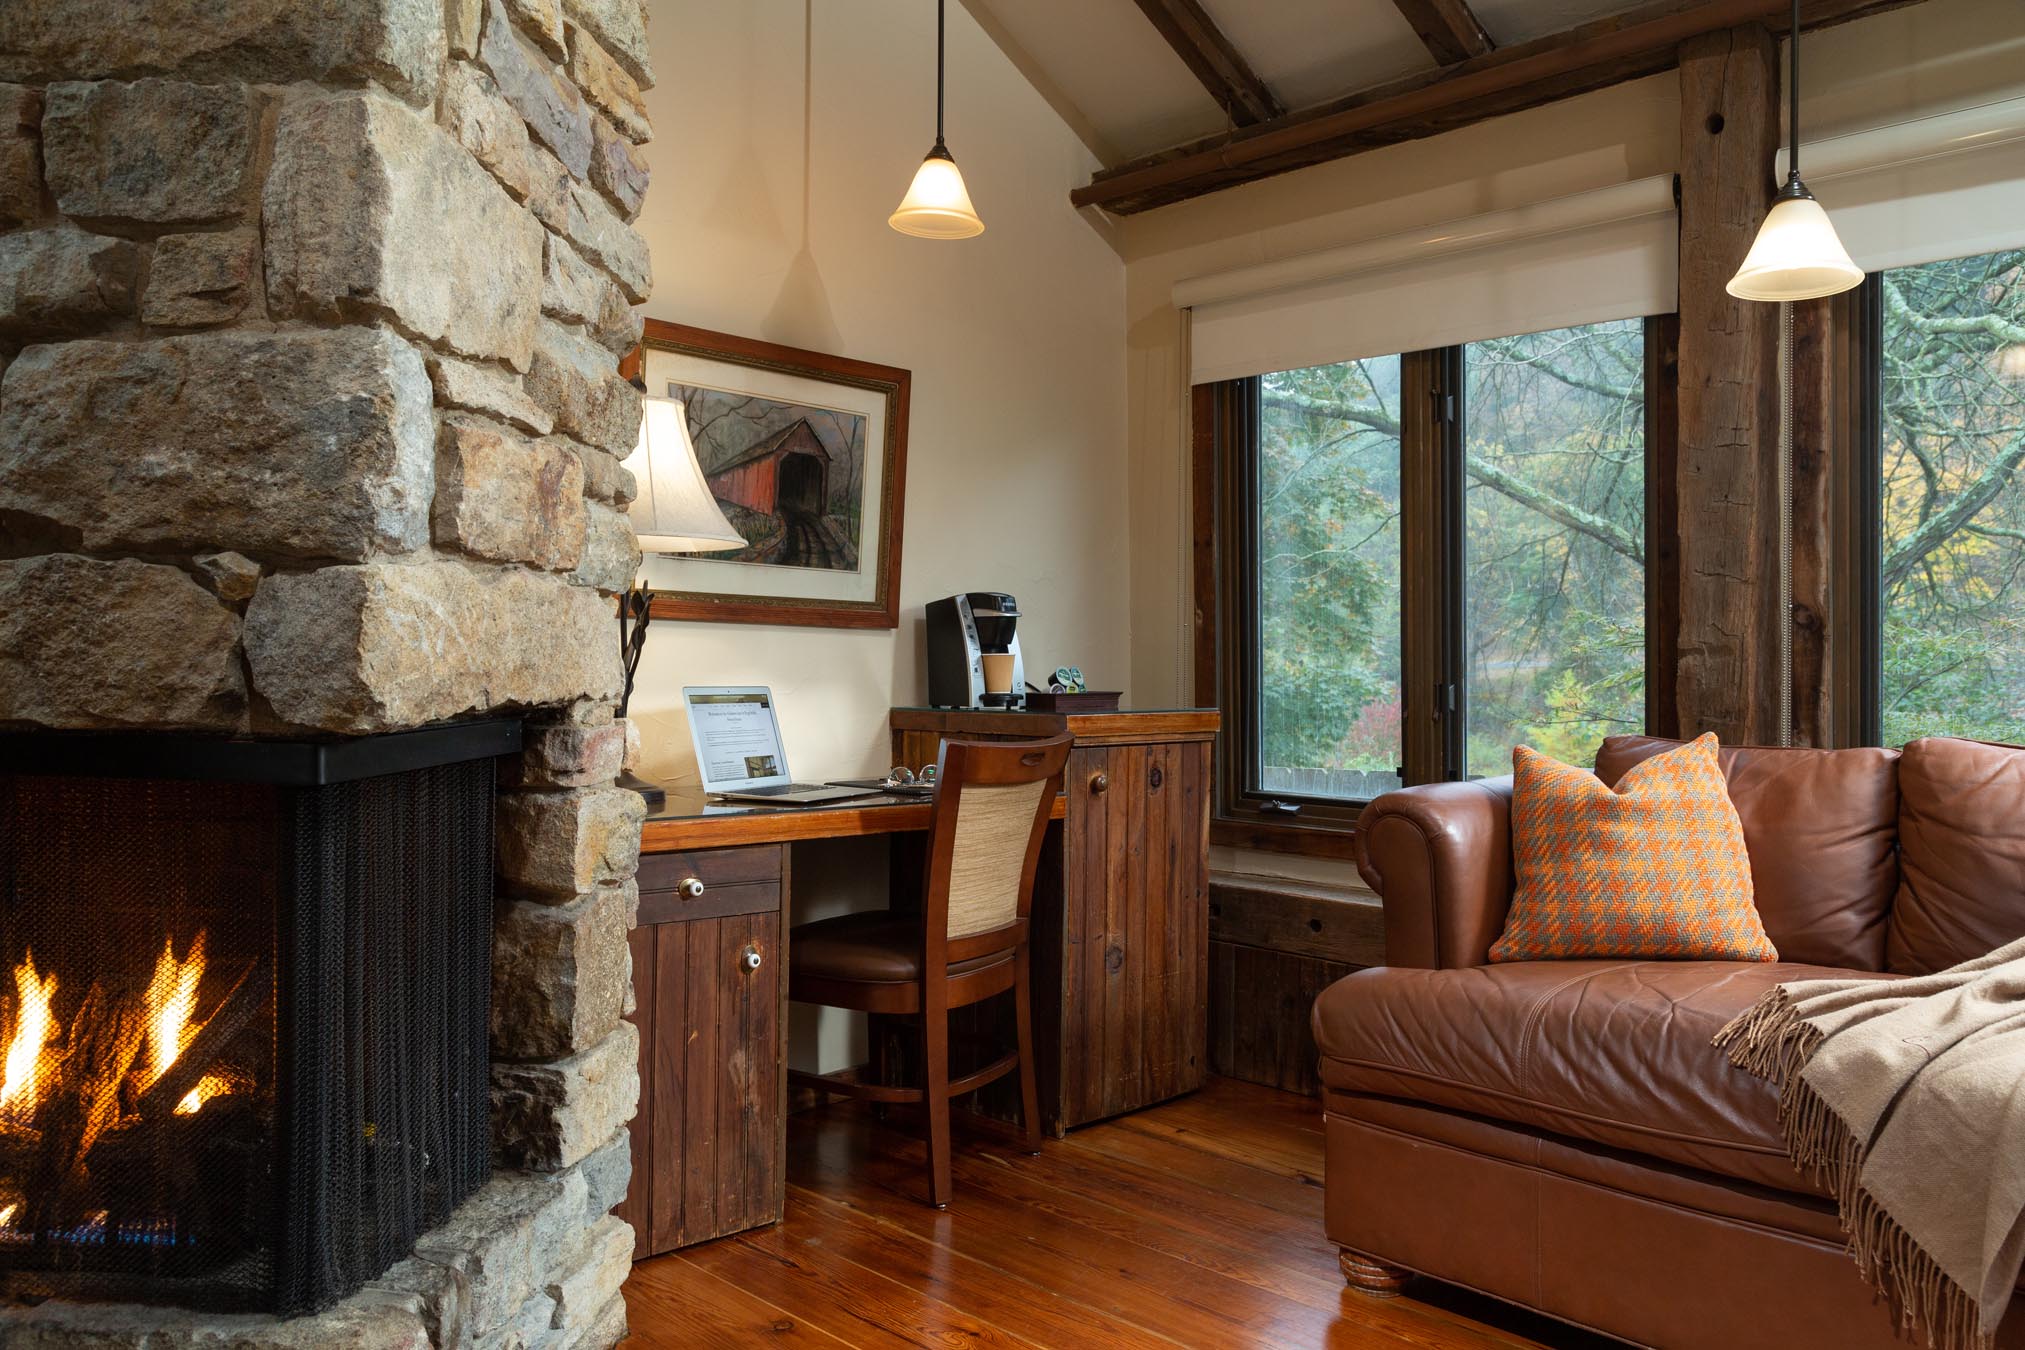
[{"x1": 617, "y1": 392, "x2": 746, "y2": 810}]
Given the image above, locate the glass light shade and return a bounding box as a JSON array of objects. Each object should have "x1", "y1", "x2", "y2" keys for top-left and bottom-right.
[
  {"x1": 622, "y1": 398, "x2": 746, "y2": 553},
  {"x1": 1726, "y1": 192, "x2": 1864, "y2": 301},
  {"x1": 889, "y1": 148, "x2": 984, "y2": 239}
]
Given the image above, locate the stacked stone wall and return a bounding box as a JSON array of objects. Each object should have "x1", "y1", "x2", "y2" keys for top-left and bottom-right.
[{"x1": 0, "y1": 1, "x2": 655, "y2": 1344}]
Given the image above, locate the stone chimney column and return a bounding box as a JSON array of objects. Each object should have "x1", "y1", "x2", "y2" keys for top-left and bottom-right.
[{"x1": 0, "y1": 0, "x2": 656, "y2": 1343}]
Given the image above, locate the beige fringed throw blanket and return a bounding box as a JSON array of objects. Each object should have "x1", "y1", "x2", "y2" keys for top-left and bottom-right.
[{"x1": 1714, "y1": 935, "x2": 2025, "y2": 1350}]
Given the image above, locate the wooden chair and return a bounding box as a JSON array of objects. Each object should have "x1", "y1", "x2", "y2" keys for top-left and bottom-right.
[{"x1": 786, "y1": 733, "x2": 1071, "y2": 1207}]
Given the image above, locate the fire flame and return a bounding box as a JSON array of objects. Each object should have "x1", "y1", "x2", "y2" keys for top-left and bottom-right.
[
  {"x1": 0, "y1": 952, "x2": 57, "y2": 1121},
  {"x1": 143, "y1": 934, "x2": 225, "y2": 1116}
]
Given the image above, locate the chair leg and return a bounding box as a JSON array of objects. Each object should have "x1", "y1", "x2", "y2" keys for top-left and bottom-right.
[
  {"x1": 868, "y1": 1013, "x2": 891, "y2": 1122},
  {"x1": 1013, "y1": 947, "x2": 1042, "y2": 1153},
  {"x1": 923, "y1": 1006, "x2": 953, "y2": 1208}
]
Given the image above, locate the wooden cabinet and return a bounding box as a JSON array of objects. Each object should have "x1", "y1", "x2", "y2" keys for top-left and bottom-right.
[
  {"x1": 891, "y1": 709, "x2": 1219, "y2": 1134},
  {"x1": 618, "y1": 844, "x2": 786, "y2": 1258}
]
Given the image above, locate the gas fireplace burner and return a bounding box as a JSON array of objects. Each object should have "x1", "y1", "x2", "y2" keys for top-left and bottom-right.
[{"x1": 0, "y1": 720, "x2": 519, "y2": 1316}]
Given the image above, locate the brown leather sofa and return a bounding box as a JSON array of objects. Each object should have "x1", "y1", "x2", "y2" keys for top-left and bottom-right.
[{"x1": 1314, "y1": 734, "x2": 2025, "y2": 1350}]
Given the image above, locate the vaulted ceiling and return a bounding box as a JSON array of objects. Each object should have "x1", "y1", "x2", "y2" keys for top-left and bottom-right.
[{"x1": 964, "y1": 0, "x2": 1653, "y2": 167}]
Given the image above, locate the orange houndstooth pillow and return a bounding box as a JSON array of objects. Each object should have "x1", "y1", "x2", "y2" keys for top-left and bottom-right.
[{"x1": 1489, "y1": 733, "x2": 1777, "y2": 963}]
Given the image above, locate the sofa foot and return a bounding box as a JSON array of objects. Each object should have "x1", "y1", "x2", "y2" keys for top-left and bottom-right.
[{"x1": 1340, "y1": 1250, "x2": 1410, "y2": 1297}]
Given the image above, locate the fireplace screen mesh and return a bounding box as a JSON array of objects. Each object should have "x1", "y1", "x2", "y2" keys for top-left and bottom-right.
[{"x1": 0, "y1": 752, "x2": 496, "y2": 1316}]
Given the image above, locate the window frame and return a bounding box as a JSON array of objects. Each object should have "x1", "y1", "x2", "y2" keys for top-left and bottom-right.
[{"x1": 1201, "y1": 316, "x2": 1677, "y2": 856}]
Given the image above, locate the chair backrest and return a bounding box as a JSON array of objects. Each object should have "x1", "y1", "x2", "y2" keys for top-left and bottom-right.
[{"x1": 923, "y1": 735, "x2": 1071, "y2": 959}]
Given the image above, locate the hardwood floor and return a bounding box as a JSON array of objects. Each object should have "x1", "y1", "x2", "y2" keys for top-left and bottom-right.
[{"x1": 621, "y1": 1076, "x2": 1608, "y2": 1349}]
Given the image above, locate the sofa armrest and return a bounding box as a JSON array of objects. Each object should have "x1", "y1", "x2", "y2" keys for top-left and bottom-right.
[{"x1": 1353, "y1": 778, "x2": 1516, "y2": 969}]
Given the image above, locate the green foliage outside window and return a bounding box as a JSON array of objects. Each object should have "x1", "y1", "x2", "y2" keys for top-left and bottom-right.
[{"x1": 1879, "y1": 248, "x2": 2025, "y2": 747}]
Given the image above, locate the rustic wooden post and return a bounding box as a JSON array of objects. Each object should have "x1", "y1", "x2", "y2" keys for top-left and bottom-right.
[{"x1": 1674, "y1": 26, "x2": 1783, "y2": 743}]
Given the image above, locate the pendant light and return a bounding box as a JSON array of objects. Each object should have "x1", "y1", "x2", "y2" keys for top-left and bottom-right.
[
  {"x1": 889, "y1": 0, "x2": 985, "y2": 239},
  {"x1": 1726, "y1": 0, "x2": 1862, "y2": 301}
]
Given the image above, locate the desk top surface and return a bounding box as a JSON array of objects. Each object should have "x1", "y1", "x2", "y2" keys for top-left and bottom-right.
[{"x1": 641, "y1": 788, "x2": 1066, "y2": 851}]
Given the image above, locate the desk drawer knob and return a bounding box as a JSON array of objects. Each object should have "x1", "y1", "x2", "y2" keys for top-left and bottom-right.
[
  {"x1": 680, "y1": 877, "x2": 705, "y2": 898},
  {"x1": 741, "y1": 944, "x2": 764, "y2": 972},
  {"x1": 1089, "y1": 772, "x2": 1109, "y2": 795}
]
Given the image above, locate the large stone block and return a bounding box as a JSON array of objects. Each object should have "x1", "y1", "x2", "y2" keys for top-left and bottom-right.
[
  {"x1": 0, "y1": 1298, "x2": 434, "y2": 1349},
  {"x1": 411, "y1": 1171, "x2": 577, "y2": 1337},
  {"x1": 526, "y1": 318, "x2": 642, "y2": 457},
  {"x1": 439, "y1": 63, "x2": 533, "y2": 203},
  {"x1": 505, "y1": 0, "x2": 567, "y2": 60},
  {"x1": 0, "y1": 226, "x2": 139, "y2": 337},
  {"x1": 140, "y1": 226, "x2": 258, "y2": 327},
  {"x1": 42, "y1": 79, "x2": 254, "y2": 226},
  {"x1": 491, "y1": 1021, "x2": 640, "y2": 1172},
  {"x1": 0, "y1": 328, "x2": 432, "y2": 560},
  {"x1": 575, "y1": 1128, "x2": 632, "y2": 1223},
  {"x1": 567, "y1": 30, "x2": 648, "y2": 143},
  {"x1": 480, "y1": 0, "x2": 592, "y2": 178},
  {"x1": 430, "y1": 353, "x2": 554, "y2": 435},
  {"x1": 588, "y1": 114, "x2": 647, "y2": 221},
  {"x1": 266, "y1": 90, "x2": 543, "y2": 371},
  {"x1": 0, "y1": 85, "x2": 43, "y2": 227},
  {"x1": 591, "y1": 279, "x2": 644, "y2": 358},
  {"x1": 562, "y1": 0, "x2": 651, "y2": 87},
  {"x1": 546, "y1": 1219, "x2": 631, "y2": 1335},
  {"x1": 0, "y1": 555, "x2": 244, "y2": 730},
  {"x1": 496, "y1": 786, "x2": 645, "y2": 899},
  {"x1": 434, "y1": 413, "x2": 588, "y2": 570},
  {"x1": 571, "y1": 501, "x2": 640, "y2": 595},
  {"x1": 0, "y1": 0, "x2": 442, "y2": 102},
  {"x1": 492, "y1": 884, "x2": 629, "y2": 1059},
  {"x1": 541, "y1": 232, "x2": 603, "y2": 325},
  {"x1": 242, "y1": 561, "x2": 622, "y2": 733},
  {"x1": 512, "y1": 722, "x2": 627, "y2": 789},
  {"x1": 560, "y1": 436, "x2": 637, "y2": 507},
  {"x1": 563, "y1": 178, "x2": 650, "y2": 302}
]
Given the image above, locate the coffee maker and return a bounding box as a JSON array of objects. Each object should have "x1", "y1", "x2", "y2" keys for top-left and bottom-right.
[{"x1": 925, "y1": 592, "x2": 1026, "y2": 710}]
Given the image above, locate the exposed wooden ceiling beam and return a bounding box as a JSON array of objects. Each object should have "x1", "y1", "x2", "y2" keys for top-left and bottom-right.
[
  {"x1": 1076, "y1": 0, "x2": 1927, "y2": 215},
  {"x1": 1390, "y1": 0, "x2": 1495, "y2": 65},
  {"x1": 1130, "y1": 0, "x2": 1284, "y2": 126}
]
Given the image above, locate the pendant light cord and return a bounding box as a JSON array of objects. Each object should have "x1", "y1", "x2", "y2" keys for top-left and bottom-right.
[
  {"x1": 1788, "y1": 0, "x2": 1801, "y2": 182},
  {"x1": 936, "y1": 0, "x2": 946, "y2": 150}
]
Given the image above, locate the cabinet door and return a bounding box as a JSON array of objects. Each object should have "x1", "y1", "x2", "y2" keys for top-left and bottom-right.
[
  {"x1": 620, "y1": 848, "x2": 784, "y2": 1257},
  {"x1": 1060, "y1": 739, "x2": 1210, "y2": 1127}
]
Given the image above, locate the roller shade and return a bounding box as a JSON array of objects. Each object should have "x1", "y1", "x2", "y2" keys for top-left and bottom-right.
[
  {"x1": 1179, "y1": 176, "x2": 1678, "y2": 385},
  {"x1": 1783, "y1": 94, "x2": 2025, "y2": 273}
]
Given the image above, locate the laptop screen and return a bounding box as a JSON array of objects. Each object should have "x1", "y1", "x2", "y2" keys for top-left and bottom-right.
[{"x1": 683, "y1": 686, "x2": 792, "y2": 791}]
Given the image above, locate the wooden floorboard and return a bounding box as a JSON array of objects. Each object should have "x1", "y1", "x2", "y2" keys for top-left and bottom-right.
[{"x1": 622, "y1": 1075, "x2": 1609, "y2": 1349}]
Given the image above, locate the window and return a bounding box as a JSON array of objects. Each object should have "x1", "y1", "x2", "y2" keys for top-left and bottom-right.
[
  {"x1": 1870, "y1": 247, "x2": 2025, "y2": 746},
  {"x1": 1464, "y1": 321, "x2": 1649, "y2": 774},
  {"x1": 1210, "y1": 318, "x2": 1668, "y2": 850}
]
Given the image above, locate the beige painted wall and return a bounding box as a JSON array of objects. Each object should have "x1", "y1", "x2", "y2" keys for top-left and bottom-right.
[
  {"x1": 631, "y1": 0, "x2": 1129, "y2": 781},
  {"x1": 1114, "y1": 0, "x2": 2023, "y2": 886},
  {"x1": 632, "y1": 0, "x2": 1129, "y2": 1067}
]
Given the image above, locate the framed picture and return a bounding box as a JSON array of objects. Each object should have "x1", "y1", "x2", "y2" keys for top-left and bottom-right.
[{"x1": 632, "y1": 320, "x2": 910, "y2": 629}]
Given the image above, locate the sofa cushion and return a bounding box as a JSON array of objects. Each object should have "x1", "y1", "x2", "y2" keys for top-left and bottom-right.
[
  {"x1": 1311, "y1": 959, "x2": 1898, "y2": 1197},
  {"x1": 1890, "y1": 737, "x2": 2025, "y2": 974},
  {"x1": 1493, "y1": 735, "x2": 1774, "y2": 963},
  {"x1": 1597, "y1": 736, "x2": 1900, "y2": 970}
]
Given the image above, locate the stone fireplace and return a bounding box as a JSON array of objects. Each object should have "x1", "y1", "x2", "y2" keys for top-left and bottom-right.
[{"x1": 0, "y1": 0, "x2": 655, "y2": 1344}]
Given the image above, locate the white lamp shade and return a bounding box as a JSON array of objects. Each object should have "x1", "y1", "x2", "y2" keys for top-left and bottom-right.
[
  {"x1": 889, "y1": 151, "x2": 984, "y2": 239},
  {"x1": 1726, "y1": 193, "x2": 1865, "y2": 301},
  {"x1": 623, "y1": 398, "x2": 746, "y2": 554}
]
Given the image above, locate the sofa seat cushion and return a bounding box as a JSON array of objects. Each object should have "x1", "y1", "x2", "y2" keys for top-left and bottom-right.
[{"x1": 1312, "y1": 959, "x2": 1899, "y2": 1197}]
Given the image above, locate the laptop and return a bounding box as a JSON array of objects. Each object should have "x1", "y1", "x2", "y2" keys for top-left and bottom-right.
[{"x1": 683, "y1": 686, "x2": 881, "y2": 805}]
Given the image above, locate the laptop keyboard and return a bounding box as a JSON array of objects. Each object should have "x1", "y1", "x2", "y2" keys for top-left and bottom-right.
[{"x1": 738, "y1": 783, "x2": 835, "y2": 797}]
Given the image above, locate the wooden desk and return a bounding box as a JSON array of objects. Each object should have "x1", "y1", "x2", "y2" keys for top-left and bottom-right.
[
  {"x1": 623, "y1": 786, "x2": 1063, "y2": 1259},
  {"x1": 620, "y1": 710, "x2": 1215, "y2": 1259}
]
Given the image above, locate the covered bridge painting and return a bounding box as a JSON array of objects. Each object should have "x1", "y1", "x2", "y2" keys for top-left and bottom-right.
[{"x1": 674, "y1": 384, "x2": 865, "y2": 573}]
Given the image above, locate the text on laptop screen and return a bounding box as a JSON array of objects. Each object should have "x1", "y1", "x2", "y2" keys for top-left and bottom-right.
[{"x1": 686, "y1": 690, "x2": 790, "y2": 789}]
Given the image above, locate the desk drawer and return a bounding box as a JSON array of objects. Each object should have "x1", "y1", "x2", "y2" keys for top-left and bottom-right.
[{"x1": 638, "y1": 845, "x2": 783, "y2": 923}]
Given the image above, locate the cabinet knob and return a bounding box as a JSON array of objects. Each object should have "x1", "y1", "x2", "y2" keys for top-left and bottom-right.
[
  {"x1": 680, "y1": 877, "x2": 705, "y2": 899},
  {"x1": 740, "y1": 944, "x2": 763, "y2": 972},
  {"x1": 1089, "y1": 772, "x2": 1109, "y2": 795}
]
